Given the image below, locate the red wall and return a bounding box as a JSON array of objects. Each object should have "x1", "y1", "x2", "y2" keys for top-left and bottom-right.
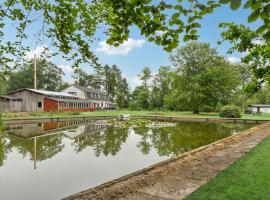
[
  {"x1": 44, "y1": 98, "x2": 96, "y2": 112},
  {"x1": 44, "y1": 98, "x2": 59, "y2": 112}
]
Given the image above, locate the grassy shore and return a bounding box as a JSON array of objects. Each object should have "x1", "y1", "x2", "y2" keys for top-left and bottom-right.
[
  {"x1": 1, "y1": 110, "x2": 270, "y2": 120},
  {"x1": 186, "y1": 136, "x2": 270, "y2": 200}
]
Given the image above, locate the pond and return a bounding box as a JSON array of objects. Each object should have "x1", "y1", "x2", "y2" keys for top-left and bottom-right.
[{"x1": 0, "y1": 119, "x2": 253, "y2": 200}]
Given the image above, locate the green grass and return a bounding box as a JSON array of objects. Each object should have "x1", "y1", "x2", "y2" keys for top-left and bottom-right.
[
  {"x1": 1, "y1": 110, "x2": 270, "y2": 120},
  {"x1": 186, "y1": 136, "x2": 270, "y2": 200}
]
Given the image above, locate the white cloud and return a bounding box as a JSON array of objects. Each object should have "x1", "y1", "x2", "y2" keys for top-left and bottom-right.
[
  {"x1": 226, "y1": 56, "x2": 241, "y2": 64},
  {"x1": 24, "y1": 46, "x2": 52, "y2": 60},
  {"x1": 96, "y1": 38, "x2": 145, "y2": 56},
  {"x1": 59, "y1": 64, "x2": 73, "y2": 74},
  {"x1": 59, "y1": 64, "x2": 74, "y2": 83}
]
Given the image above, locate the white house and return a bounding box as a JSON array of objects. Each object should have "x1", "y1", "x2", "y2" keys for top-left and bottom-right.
[
  {"x1": 249, "y1": 104, "x2": 270, "y2": 113},
  {"x1": 61, "y1": 85, "x2": 114, "y2": 109}
]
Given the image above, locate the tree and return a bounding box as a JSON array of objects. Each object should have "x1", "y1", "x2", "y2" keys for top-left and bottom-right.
[
  {"x1": 139, "y1": 67, "x2": 151, "y2": 87},
  {"x1": 220, "y1": 23, "x2": 270, "y2": 91},
  {"x1": 1, "y1": 0, "x2": 269, "y2": 76},
  {"x1": 116, "y1": 78, "x2": 130, "y2": 108},
  {"x1": 73, "y1": 64, "x2": 130, "y2": 108},
  {"x1": 7, "y1": 59, "x2": 65, "y2": 92},
  {"x1": 129, "y1": 86, "x2": 150, "y2": 110},
  {"x1": 73, "y1": 68, "x2": 100, "y2": 88},
  {"x1": 130, "y1": 67, "x2": 152, "y2": 110},
  {"x1": 150, "y1": 66, "x2": 173, "y2": 109},
  {"x1": 165, "y1": 42, "x2": 239, "y2": 113}
]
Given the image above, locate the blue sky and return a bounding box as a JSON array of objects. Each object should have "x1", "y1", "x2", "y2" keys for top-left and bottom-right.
[{"x1": 4, "y1": 3, "x2": 261, "y2": 88}]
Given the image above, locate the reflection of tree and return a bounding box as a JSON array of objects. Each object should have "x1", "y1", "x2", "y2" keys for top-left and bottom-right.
[
  {"x1": 3, "y1": 134, "x2": 64, "y2": 161},
  {"x1": 0, "y1": 134, "x2": 8, "y2": 167},
  {"x1": 73, "y1": 127, "x2": 129, "y2": 156},
  {"x1": 135, "y1": 122, "x2": 253, "y2": 157},
  {"x1": 133, "y1": 127, "x2": 152, "y2": 154}
]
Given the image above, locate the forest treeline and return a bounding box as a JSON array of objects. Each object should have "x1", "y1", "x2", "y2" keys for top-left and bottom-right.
[{"x1": 0, "y1": 42, "x2": 268, "y2": 113}]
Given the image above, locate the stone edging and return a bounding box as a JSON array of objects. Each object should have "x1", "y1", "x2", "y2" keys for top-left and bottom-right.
[{"x1": 64, "y1": 122, "x2": 270, "y2": 200}]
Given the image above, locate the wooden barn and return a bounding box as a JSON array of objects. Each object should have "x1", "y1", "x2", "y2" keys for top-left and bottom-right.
[{"x1": 0, "y1": 88, "x2": 97, "y2": 113}]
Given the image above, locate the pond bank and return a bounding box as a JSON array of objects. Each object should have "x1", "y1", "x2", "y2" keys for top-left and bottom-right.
[
  {"x1": 64, "y1": 122, "x2": 270, "y2": 200},
  {"x1": 3, "y1": 115, "x2": 268, "y2": 125}
]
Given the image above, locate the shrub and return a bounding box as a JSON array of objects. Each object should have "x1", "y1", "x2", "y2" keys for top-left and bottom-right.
[{"x1": 219, "y1": 105, "x2": 241, "y2": 118}]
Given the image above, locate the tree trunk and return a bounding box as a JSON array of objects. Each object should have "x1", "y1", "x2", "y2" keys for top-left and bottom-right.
[{"x1": 193, "y1": 109, "x2": 199, "y2": 114}]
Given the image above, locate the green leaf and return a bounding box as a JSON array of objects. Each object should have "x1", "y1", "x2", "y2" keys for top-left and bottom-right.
[
  {"x1": 256, "y1": 25, "x2": 268, "y2": 34},
  {"x1": 172, "y1": 13, "x2": 180, "y2": 20},
  {"x1": 248, "y1": 10, "x2": 260, "y2": 23},
  {"x1": 230, "y1": 0, "x2": 241, "y2": 10},
  {"x1": 244, "y1": 0, "x2": 253, "y2": 9},
  {"x1": 219, "y1": 0, "x2": 231, "y2": 4}
]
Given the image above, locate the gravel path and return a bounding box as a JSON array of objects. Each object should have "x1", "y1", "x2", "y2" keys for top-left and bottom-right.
[{"x1": 64, "y1": 123, "x2": 270, "y2": 200}]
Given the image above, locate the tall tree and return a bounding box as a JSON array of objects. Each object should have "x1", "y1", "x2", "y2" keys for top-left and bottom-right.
[
  {"x1": 7, "y1": 59, "x2": 65, "y2": 92},
  {"x1": 165, "y1": 42, "x2": 239, "y2": 113},
  {"x1": 150, "y1": 66, "x2": 173, "y2": 109},
  {"x1": 139, "y1": 67, "x2": 151, "y2": 87}
]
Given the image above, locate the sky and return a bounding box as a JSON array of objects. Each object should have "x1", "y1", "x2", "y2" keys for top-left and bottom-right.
[{"x1": 3, "y1": 2, "x2": 262, "y2": 89}]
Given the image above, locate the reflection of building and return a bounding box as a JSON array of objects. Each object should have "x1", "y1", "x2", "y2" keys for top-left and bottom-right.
[
  {"x1": 0, "y1": 88, "x2": 97, "y2": 112},
  {"x1": 62, "y1": 124, "x2": 108, "y2": 139},
  {"x1": 62, "y1": 85, "x2": 114, "y2": 109},
  {"x1": 4, "y1": 120, "x2": 109, "y2": 139}
]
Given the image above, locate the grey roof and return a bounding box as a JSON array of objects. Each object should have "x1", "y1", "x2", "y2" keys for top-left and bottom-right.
[
  {"x1": 27, "y1": 89, "x2": 77, "y2": 98},
  {"x1": 46, "y1": 97, "x2": 96, "y2": 103},
  {"x1": 0, "y1": 95, "x2": 22, "y2": 100},
  {"x1": 250, "y1": 104, "x2": 270, "y2": 108},
  {"x1": 74, "y1": 85, "x2": 107, "y2": 95},
  {"x1": 8, "y1": 88, "x2": 78, "y2": 98}
]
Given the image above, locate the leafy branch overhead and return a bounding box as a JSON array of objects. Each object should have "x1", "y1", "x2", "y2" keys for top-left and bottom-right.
[
  {"x1": 219, "y1": 22, "x2": 270, "y2": 91},
  {"x1": 0, "y1": 0, "x2": 269, "y2": 74}
]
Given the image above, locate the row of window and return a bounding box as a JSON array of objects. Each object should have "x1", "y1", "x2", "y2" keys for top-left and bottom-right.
[{"x1": 59, "y1": 102, "x2": 96, "y2": 109}]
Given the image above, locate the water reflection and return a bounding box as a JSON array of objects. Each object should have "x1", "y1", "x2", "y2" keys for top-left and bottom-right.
[
  {"x1": 0, "y1": 120, "x2": 253, "y2": 169},
  {"x1": 0, "y1": 120, "x2": 254, "y2": 200}
]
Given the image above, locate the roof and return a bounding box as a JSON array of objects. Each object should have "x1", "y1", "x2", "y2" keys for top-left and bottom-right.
[
  {"x1": 250, "y1": 104, "x2": 270, "y2": 108},
  {"x1": 8, "y1": 88, "x2": 78, "y2": 98},
  {"x1": 45, "y1": 97, "x2": 96, "y2": 103},
  {"x1": 73, "y1": 85, "x2": 107, "y2": 95},
  {"x1": 0, "y1": 95, "x2": 22, "y2": 100}
]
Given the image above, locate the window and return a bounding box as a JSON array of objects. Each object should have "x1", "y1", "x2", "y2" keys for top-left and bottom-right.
[
  {"x1": 68, "y1": 92, "x2": 77, "y2": 96},
  {"x1": 37, "y1": 102, "x2": 42, "y2": 108}
]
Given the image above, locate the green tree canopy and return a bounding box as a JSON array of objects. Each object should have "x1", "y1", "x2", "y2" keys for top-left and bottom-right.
[
  {"x1": 7, "y1": 59, "x2": 66, "y2": 92},
  {"x1": 220, "y1": 22, "x2": 270, "y2": 91},
  {"x1": 1, "y1": 0, "x2": 269, "y2": 76},
  {"x1": 165, "y1": 42, "x2": 239, "y2": 113}
]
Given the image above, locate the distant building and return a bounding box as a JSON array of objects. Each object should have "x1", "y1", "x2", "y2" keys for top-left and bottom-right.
[
  {"x1": 61, "y1": 85, "x2": 114, "y2": 109},
  {"x1": 248, "y1": 104, "x2": 270, "y2": 114},
  {"x1": 0, "y1": 88, "x2": 97, "y2": 112}
]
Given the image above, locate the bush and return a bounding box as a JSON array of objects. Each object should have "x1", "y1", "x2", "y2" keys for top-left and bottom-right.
[{"x1": 219, "y1": 105, "x2": 241, "y2": 118}]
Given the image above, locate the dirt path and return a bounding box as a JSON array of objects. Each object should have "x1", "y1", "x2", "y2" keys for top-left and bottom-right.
[{"x1": 64, "y1": 123, "x2": 270, "y2": 200}]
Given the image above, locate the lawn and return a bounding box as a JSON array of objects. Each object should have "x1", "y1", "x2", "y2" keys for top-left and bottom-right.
[
  {"x1": 1, "y1": 109, "x2": 270, "y2": 120},
  {"x1": 186, "y1": 136, "x2": 270, "y2": 200}
]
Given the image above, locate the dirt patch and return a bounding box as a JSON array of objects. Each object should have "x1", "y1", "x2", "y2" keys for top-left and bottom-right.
[{"x1": 64, "y1": 123, "x2": 270, "y2": 200}]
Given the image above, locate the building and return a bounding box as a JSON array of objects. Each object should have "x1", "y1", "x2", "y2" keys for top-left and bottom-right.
[
  {"x1": 61, "y1": 85, "x2": 114, "y2": 109},
  {"x1": 0, "y1": 95, "x2": 23, "y2": 113},
  {"x1": 248, "y1": 104, "x2": 270, "y2": 114},
  {"x1": 0, "y1": 88, "x2": 97, "y2": 112}
]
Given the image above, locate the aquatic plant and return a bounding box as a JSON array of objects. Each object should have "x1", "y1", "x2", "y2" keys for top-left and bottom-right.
[
  {"x1": 108, "y1": 119, "x2": 152, "y2": 128},
  {"x1": 107, "y1": 119, "x2": 176, "y2": 128}
]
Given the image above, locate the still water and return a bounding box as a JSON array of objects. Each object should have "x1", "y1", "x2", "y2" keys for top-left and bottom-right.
[{"x1": 0, "y1": 120, "x2": 253, "y2": 200}]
